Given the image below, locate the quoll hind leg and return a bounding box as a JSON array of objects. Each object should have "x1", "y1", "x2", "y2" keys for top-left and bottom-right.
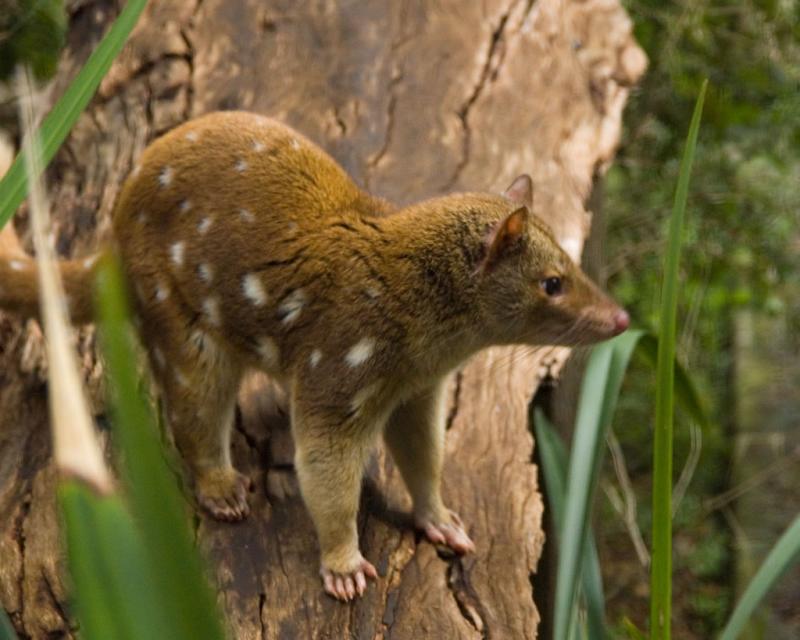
[
  {"x1": 292, "y1": 406, "x2": 378, "y2": 601},
  {"x1": 383, "y1": 382, "x2": 475, "y2": 555},
  {"x1": 153, "y1": 327, "x2": 251, "y2": 522}
]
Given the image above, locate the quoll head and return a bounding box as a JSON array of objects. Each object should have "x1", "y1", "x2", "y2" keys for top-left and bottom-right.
[{"x1": 475, "y1": 174, "x2": 629, "y2": 347}]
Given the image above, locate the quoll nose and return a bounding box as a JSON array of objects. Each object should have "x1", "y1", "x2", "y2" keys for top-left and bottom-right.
[{"x1": 612, "y1": 309, "x2": 630, "y2": 336}]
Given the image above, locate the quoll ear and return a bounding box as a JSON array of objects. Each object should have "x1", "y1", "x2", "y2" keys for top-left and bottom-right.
[
  {"x1": 503, "y1": 174, "x2": 533, "y2": 211},
  {"x1": 480, "y1": 206, "x2": 529, "y2": 273}
]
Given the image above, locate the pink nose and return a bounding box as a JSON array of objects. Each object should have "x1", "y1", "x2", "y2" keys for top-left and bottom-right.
[{"x1": 612, "y1": 309, "x2": 630, "y2": 335}]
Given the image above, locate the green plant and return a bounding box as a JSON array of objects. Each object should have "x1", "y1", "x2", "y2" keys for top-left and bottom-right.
[
  {"x1": 0, "y1": 608, "x2": 16, "y2": 640},
  {"x1": 719, "y1": 514, "x2": 800, "y2": 640},
  {"x1": 649, "y1": 78, "x2": 707, "y2": 640},
  {"x1": 535, "y1": 407, "x2": 607, "y2": 639},
  {"x1": 545, "y1": 330, "x2": 644, "y2": 640},
  {"x1": 0, "y1": 0, "x2": 149, "y2": 231},
  {"x1": 537, "y1": 80, "x2": 800, "y2": 639},
  {"x1": 0, "y1": 0, "x2": 67, "y2": 82},
  {"x1": 91, "y1": 255, "x2": 226, "y2": 640},
  {"x1": 536, "y1": 328, "x2": 707, "y2": 640}
]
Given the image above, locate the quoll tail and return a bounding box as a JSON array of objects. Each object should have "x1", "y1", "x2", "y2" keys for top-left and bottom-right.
[{"x1": 0, "y1": 223, "x2": 101, "y2": 325}]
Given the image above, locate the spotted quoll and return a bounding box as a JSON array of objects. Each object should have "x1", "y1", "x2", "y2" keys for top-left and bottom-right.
[{"x1": 0, "y1": 111, "x2": 629, "y2": 601}]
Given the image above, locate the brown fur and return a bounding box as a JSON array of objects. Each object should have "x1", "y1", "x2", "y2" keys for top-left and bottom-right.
[{"x1": 0, "y1": 112, "x2": 627, "y2": 600}]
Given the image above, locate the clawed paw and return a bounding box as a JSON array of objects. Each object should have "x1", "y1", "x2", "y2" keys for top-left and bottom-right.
[
  {"x1": 320, "y1": 557, "x2": 378, "y2": 602},
  {"x1": 196, "y1": 468, "x2": 253, "y2": 522},
  {"x1": 417, "y1": 510, "x2": 475, "y2": 555}
]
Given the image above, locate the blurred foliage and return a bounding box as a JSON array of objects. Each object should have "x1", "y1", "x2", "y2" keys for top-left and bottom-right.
[
  {"x1": 601, "y1": 0, "x2": 800, "y2": 636},
  {"x1": 0, "y1": 0, "x2": 67, "y2": 82},
  {"x1": 609, "y1": 0, "x2": 800, "y2": 354}
]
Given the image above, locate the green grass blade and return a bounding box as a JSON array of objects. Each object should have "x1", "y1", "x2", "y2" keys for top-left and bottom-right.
[
  {"x1": 95, "y1": 258, "x2": 225, "y2": 640},
  {"x1": 0, "y1": 0, "x2": 148, "y2": 230},
  {"x1": 0, "y1": 606, "x2": 18, "y2": 640},
  {"x1": 60, "y1": 481, "x2": 176, "y2": 640},
  {"x1": 551, "y1": 330, "x2": 644, "y2": 640},
  {"x1": 650, "y1": 79, "x2": 707, "y2": 640},
  {"x1": 719, "y1": 513, "x2": 800, "y2": 640},
  {"x1": 534, "y1": 408, "x2": 569, "y2": 527},
  {"x1": 635, "y1": 333, "x2": 710, "y2": 429},
  {"x1": 534, "y1": 409, "x2": 606, "y2": 639},
  {"x1": 581, "y1": 533, "x2": 605, "y2": 639}
]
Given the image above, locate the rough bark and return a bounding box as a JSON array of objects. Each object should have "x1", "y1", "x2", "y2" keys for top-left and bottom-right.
[{"x1": 0, "y1": 1, "x2": 644, "y2": 638}]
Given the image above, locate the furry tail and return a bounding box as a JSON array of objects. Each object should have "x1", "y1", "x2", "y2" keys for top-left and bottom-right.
[{"x1": 0, "y1": 223, "x2": 102, "y2": 324}]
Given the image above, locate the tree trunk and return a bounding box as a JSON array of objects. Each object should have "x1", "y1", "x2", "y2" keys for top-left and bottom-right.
[{"x1": 0, "y1": 1, "x2": 645, "y2": 637}]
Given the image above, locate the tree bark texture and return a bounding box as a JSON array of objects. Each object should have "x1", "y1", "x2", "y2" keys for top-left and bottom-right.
[{"x1": 0, "y1": 1, "x2": 645, "y2": 638}]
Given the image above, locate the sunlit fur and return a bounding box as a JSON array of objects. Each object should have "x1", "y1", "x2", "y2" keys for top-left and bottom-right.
[{"x1": 0, "y1": 112, "x2": 625, "y2": 600}]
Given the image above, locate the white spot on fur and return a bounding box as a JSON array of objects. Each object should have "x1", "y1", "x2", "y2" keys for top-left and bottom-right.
[
  {"x1": 365, "y1": 285, "x2": 380, "y2": 299},
  {"x1": 185, "y1": 131, "x2": 198, "y2": 142},
  {"x1": 189, "y1": 329, "x2": 210, "y2": 352},
  {"x1": 309, "y1": 349, "x2": 322, "y2": 368},
  {"x1": 235, "y1": 158, "x2": 248, "y2": 172},
  {"x1": 278, "y1": 289, "x2": 306, "y2": 324},
  {"x1": 179, "y1": 199, "x2": 192, "y2": 213},
  {"x1": 152, "y1": 347, "x2": 166, "y2": 369},
  {"x1": 290, "y1": 138, "x2": 300, "y2": 150},
  {"x1": 559, "y1": 235, "x2": 583, "y2": 264},
  {"x1": 137, "y1": 211, "x2": 147, "y2": 225},
  {"x1": 257, "y1": 336, "x2": 280, "y2": 368},
  {"x1": 187, "y1": 329, "x2": 221, "y2": 367},
  {"x1": 170, "y1": 241, "x2": 185, "y2": 267},
  {"x1": 158, "y1": 166, "x2": 173, "y2": 187},
  {"x1": 83, "y1": 255, "x2": 98, "y2": 270},
  {"x1": 239, "y1": 208, "x2": 255, "y2": 223},
  {"x1": 199, "y1": 263, "x2": 214, "y2": 283},
  {"x1": 155, "y1": 283, "x2": 169, "y2": 302},
  {"x1": 9, "y1": 259, "x2": 26, "y2": 271},
  {"x1": 198, "y1": 216, "x2": 213, "y2": 234},
  {"x1": 345, "y1": 337, "x2": 375, "y2": 367},
  {"x1": 203, "y1": 297, "x2": 221, "y2": 325},
  {"x1": 252, "y1": 139, "x2": 266, "y2": 152},
  {"x1": 242, "y1": 273, "x2": 267, "y2": 306}
]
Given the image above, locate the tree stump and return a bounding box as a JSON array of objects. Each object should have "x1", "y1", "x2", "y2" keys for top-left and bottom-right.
[{"x1": 0, "y1": 1, "x2": 645, "y2": 637}]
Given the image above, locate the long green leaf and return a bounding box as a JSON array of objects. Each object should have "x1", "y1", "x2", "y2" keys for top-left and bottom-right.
[
  {"x1": 534, "y1": 409, "x2": 606, "y2": 640},
  {"x1": 581, "y1": 531, "x2": 606, "y2": 639},
  {"x1": 650, "y1": 80, "x2": 707, "y2": 640},
  {"x1": 552, "y1": 329, "x2": 644, "y2": 640},
  {"x1": 60, "y1": 481, "x2": 175, "y2": 640},
  {"x1": 0, "y1": 0, "x2": 148, "y2": 230},
  {"x1": 95, "y1": 258, "x2": 225, "y2": 640},
  {"x1": 0, "y1": 607, "x2": 18, "y2": 640},
  {"x1": 534, "y1": 408, "x2": 569, "y2": 527},
  {"x1": 719, "y1": 513, "x2": 800, "y2": 640}
]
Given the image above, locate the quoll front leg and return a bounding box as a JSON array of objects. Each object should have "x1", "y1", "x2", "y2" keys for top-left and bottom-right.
[
  {"x1": 292, "y1": 402, "x2": 379, "y2": 601},
  {"x1": 384, "y1": 381, "x2": 475, "y2": 555}
]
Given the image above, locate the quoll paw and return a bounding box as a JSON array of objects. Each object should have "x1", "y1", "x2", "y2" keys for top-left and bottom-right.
[
  {"x1": 417, "y1": 509, "x2": 476, "y2": 556},
  {"x1": 196, "y1": 468, "x2": 252, "y2": 522},
  {"x1": 320, "y1": 556, "x2": 378, "y2": 602}
]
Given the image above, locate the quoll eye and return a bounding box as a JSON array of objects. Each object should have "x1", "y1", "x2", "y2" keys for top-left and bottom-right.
[{"x1": 541, "y1": 276, "x2": 562, "y2": 296}]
